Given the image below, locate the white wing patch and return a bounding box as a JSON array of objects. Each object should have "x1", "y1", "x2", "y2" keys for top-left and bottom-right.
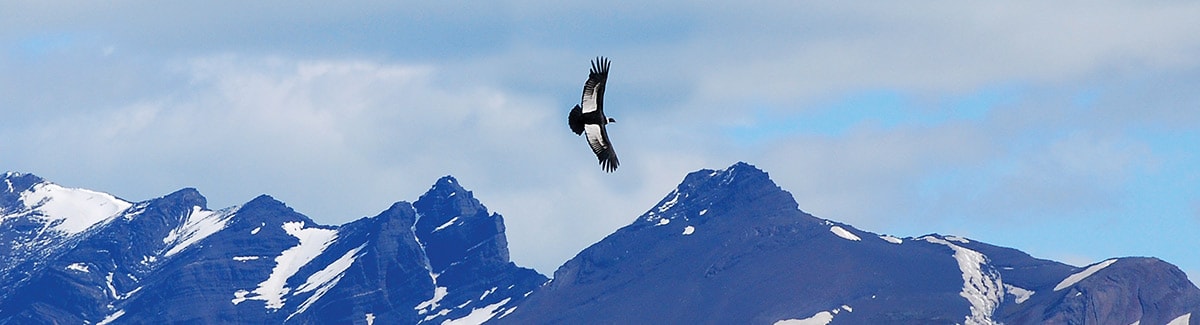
[
  {"x1": 581, "y1": 92, "x2": 599, "y2": 113},
  {"x1": 584, "y1": 124, "x2": 607, "y2": 151}
]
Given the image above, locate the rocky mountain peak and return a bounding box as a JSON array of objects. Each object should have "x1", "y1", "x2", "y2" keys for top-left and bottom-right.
[{"x1": 413, "y1": 176, "x2": 509, "y2": 276}]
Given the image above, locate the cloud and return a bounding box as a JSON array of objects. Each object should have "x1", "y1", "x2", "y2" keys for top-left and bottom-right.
[
  {"x1": 737, "y1": 84, "x2": 1162, "y2": 232},
  {"x1": 976, "y1": 131, "x2": 1153, "y2": 219},
  {"x1": 0, "y1": 54, "x2": 679, "y2": 272},
  {"x1": 656, "y1": 1, "x2": 1200, "y2": 111},
  {"x1": 755, "y1": 121, "x2": 999, "y2": 228}
]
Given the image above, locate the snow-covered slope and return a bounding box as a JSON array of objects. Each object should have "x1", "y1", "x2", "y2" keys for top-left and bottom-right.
[
  {"x1": 0, "y1": 172, "x2": 132, "y2": 302},
  {"x1": 1, "y1": 173, "x2": 130, "y2": 256}
]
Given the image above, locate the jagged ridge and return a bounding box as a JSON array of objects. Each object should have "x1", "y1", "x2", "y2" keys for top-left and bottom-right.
[{"x1": 0, "y1": 172, "x2": 545, "y2": 324}]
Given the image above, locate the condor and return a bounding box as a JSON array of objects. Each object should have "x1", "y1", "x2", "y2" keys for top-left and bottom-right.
[{"x1": 568, "y1": 57, "x2": 619, "y2": 172}]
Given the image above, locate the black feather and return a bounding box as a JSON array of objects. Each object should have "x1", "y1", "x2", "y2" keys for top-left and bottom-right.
[{"x1": 568, "y1": 105, "x2": 585, "y2": 135}]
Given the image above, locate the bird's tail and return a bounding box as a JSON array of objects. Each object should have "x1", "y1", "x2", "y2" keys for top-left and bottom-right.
[{"x1": 568, "y1": 105, "x2": 585, "y2": 135}]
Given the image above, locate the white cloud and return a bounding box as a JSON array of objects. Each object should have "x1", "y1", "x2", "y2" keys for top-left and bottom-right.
[
  {"x1": 756, "y1": 121, "x2": 998, "y2": 228},
  {"x1": 676, "y1": 1, "x2": 1200, "y2": 111},
  {"x1": 1, "y1": 55, "x2": 670, "y2": 272},
  {"x1": 978, "y1": 131, "x2": 1153, "y2": 218}
]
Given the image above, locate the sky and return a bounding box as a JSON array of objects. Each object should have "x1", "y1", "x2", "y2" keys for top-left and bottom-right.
[{"x1": 2, "y1": 1, "x2": 1198, "y2": 280}]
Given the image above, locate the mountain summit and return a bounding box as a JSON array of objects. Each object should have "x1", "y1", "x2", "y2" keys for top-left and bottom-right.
[
  {"x1": 2, "y1": 165, "x2": 1197, "y2": 324},
  {"x1": 499, "y1": 162, "x2": 1200, "y2": 325}
]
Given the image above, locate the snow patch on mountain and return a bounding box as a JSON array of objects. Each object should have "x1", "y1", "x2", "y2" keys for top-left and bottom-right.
[
  {"x1": 775, "y1": 305, "x2": 853, "y2": 325},
  {"x1": 288, "y1": 243, "x2": 368, "y2": 320},
  {"x1": 8, "y1": 182, "x2": 131, "y2": 234},
  {"x1": 66, "y1": 262, "x2": 90, "y2": 273},
  {"x1": 416, "y1": 286, "x2": 449, "y2": 313},
  {"x1": 921, "y1": 236, "x2": 1003, "y2": 325},
  {"x1": 422, "y1": 308, "x2": 452, "y2": 322},
  {"x1": 235, "y1": 221, "x2": 339, "y2": 310},
  {"x1": 945, "y1": 235, "x2": 970, "y2": 243},
  {"x1": 880, "y1": 235, "x2": 903, "y2": 244},
  {"x1": 1168, "y1": 313, "x2": 1191, "y2": 325},
  {"x1": 779, "y1": 311, "x2": 833, "y2": 325},
  {"x1": 1054, "y1": 259, "x2": 1118, "y2": 291},
  {"x1": 479, "y1": 287, "x2": 497, "y2": 300},
  {"x1": 121, "y1": 203, "x2": 149, "y2": 221},
  {"x1": 162, "y1": 205, "x2": 239, "y2": 257},
  {"x1": 96, "y1": 309, "x2": 125, "y2": 325},
  {"x1": 497, "y1": 306, "x2": 517, "y2": 319},
  {"x1": 104, "y1": 272, "x2": 119, "y2": 299},
  {"x1": 434, "y1": 217, "x2": 460, "y2": 232},
  {"x1": 444, "y1": 297, "x2": 511, "y2": 325},
  {"x1": 829, "y1": 226, "x2": 860, "y2": 241},
  {"x1": 643, "y1": 189, "x2": 690, "y2": 224},
  {"x1": 102, "y1": 272, "x2": 143, "y2": 301},
  {"x1": 1004, "y1": 284, "x2": 1034, "y2": 304},
  {"x1": 658, "y1": 190, "x2": 682, "y2": 213}
]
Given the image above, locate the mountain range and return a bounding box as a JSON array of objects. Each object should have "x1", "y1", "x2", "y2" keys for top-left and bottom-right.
[{"x1": 1, "y1": 163, "x2": 1197, "y2": 324}]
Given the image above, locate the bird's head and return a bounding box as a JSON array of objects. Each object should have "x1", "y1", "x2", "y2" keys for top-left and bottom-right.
[{"x1": 608, "y1": 117, "x2": 617, "y2": 123}]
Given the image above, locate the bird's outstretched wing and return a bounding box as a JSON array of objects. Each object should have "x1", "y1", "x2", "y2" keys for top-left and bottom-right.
[
  {"x1": 584, "y1": 124, "x2": 619, "y2": 172},
  {"x1": 580, "y1": 57, "x2": 609, "y2": 114}
]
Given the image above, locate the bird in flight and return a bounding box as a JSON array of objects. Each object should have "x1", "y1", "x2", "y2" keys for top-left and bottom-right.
[{"x1": 568, "y1": 57, "x2": 619, "y2": 172}]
